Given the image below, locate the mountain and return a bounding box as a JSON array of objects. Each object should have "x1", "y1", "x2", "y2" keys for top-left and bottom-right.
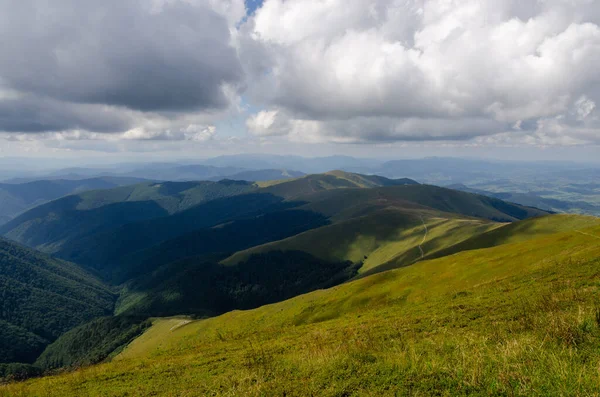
[
  {"x1": 287, "y1": 181, "x2": 547, "y2": 222},
  {"x1": 0, "y1": 238, "x2": 114, "y2": 365},
  {"x1": 35, "y1": 192, "x2": 294, "y2": 282},
  {"x1": 110, "y1": 179, "x2": 546, "y2": 317},
  {"x1": 118, "y1": 206, "x2": 498, "y2": 319},
  {"x1": 0, "y1": 177, "x2": 149, "y2": 225},
  {"x1": 0, "y1": 170, "x2": 561, "y2": 391},
  {"x1": 368, "y1": 158, "x2": 600, "y2": 216},
  {"x1": 202, "y1": 154, "x2": 382, "y2": 173},
  {"x1": 3, "y1": 163, "x2": 246, "y2": 184},
  {"x1": 0, "y1": 171, "x2": 548, "y2": 335},
  {"x1": 373, "y1": 157, "x2": 588, "y2": 183},
  {"x1": 0, "y1": 172, "x2": 414, "y2": 269},
  {"x1": 5, "y1": 156, "x2": 598, "y2": 216},
  {"x1": 448, "y1": 183, "x2": 600, "y2": 214},
  {"x1": 208, "y1": 169, "x2": 305, "y2": 182},
  {"x1": 1, "y1": 172, "x2": 543, "y2": 283},
  {"x1": 222, "y1": 208, "x2": 501, "y2": 275},
  {"x1": 120, "y1": 164, "x2": 245, "y2": 181},
  {"x1": 260, "y1": 171, "x2": 419, "y2": 199},
  {"x1": 5, "y1": 214, "x2": 600, "y2": 395},
  {"x1": 0, "y1": 180, "x2": 257, "y2": 252}
]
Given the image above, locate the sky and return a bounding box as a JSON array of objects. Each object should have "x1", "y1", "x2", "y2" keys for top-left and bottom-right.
[{"x1": 0, "y1": 0, "x2": 599, "y2": 164}]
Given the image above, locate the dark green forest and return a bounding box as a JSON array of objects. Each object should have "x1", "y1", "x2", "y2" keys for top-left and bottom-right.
[
  {"x1": 36, "y1": 316, "x2": 151, "y2": 370},
  {"x1": 121, "y1": 251, "x2": 358, "y2": 318},
  {"x1": 0, "y1": 237, "x2": 115, "y2": 368}
]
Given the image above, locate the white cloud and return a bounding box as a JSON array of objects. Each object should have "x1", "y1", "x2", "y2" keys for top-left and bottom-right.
[
  {"x1": 2, "y1": 0, "x2": 600, "y2": 151},
  {"x1": 6, "y1": 123, "x2": 217, "y2": 142},
  {"x1": 574, "y1": 95, "x2": 597, "y2": 120},
  {"x1": 243, "y1": 0, "x2": 600, "y2": 145}
]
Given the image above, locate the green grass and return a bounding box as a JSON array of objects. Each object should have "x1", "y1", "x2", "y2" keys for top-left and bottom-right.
[
  {"x1": 429, "y1": 213, "x2": 600, "y2": 260},
  {"x1": 5, "y1": 214, "x2": 600, "y2": 396},
  {"x1": 360, "y1": 216, "x2": 502, "y2": 275},
  {"x1": 223, "y1": 208, "x2": 501, "y2": 276}
]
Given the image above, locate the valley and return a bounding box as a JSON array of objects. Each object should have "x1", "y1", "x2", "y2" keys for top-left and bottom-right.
[
  {"x1": 3, "y1": 214, "x2": 600, "y2": 395},
  {"x1": 0, "y1": 169, "x2": 598, "y2": 395}
]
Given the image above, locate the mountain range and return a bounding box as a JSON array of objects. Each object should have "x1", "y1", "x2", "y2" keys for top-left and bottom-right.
[
  {"x1": 1, "y1": 168, "x2": 599, "y2": 395},
  {"x1": 3, "y1": 155, "x2": 599, "y2": 218},
  {"x1": 0, "y1": 171, "x2": 549, "y2": 372}
]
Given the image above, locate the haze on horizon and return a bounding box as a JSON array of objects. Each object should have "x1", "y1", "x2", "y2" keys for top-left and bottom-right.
[{"x1": 0, "y1": 0, "x2": 599, "y2": 163}]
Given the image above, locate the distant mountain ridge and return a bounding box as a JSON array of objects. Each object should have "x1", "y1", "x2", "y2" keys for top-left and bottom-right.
[
  {"x1": 0, "y1": 177, "x2": 151, "y2": 226},
  {"x1": 0, "y1": 180, "x2": 257, "y2": 251},
  {"x1": 208, "y1": 169, "x2": 305, "y2": 182},
  {"x1": 4, "y1": 154, "x2": 598, "y2": 214},
  {"x1": 448, "y1": 183, "x2": 600, "y2": 214},
  {"x1": 0, "y1": 172, "x2": 546, "y2": 273}
]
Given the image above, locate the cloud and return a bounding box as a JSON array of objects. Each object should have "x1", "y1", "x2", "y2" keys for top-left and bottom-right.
[
  {"x1": 0, "y1": 0, "x2": 245, "y2": 136},
  {"x1": 244, "y1": 0, "x2": 600, "y2": 145},
  {"x1": 2, "y1": 0, "x2": 600, "y2": 148},
  {"x1": 0, "y1": 94, "x2": 133, "y2": 133}
]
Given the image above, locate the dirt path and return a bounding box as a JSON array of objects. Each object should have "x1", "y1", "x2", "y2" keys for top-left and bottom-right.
[
  {"x1": 575, "y1": 230, "x2": 600, "y2": 240},
  {"x1": 169, "y1": 319, "x2": 192, "y2": 332},
  {"x1": 418, "y1": 216, "x2": 428, "y2": 259}
]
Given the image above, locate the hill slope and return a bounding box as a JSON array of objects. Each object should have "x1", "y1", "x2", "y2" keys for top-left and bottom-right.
[
  {"x1": 0, "y1": 177, "x2": 148, "y2": 225},
  {"x1": 222, "y1": 208, "x2": 501, "y2": 274},
  {"x1": 448, "y1": 183, "x2": 600, "y2": 214},
  {"x1": 56, "y1": 177, "x2": 547, "y2": 284},
  {"x1": 260, "y1": 171, "x2": 418, "y2": 198},
  {"x1": 5, "y1": 215, "x2": 600, "y2": 395},
  {"x1": 0, "y1": 172, "x2": 548, "y2": 288},
  {"x1": 0, "y1": 180, "x2": 257, "y2": 253},
  {"x1": 293, "y1": 183, "x2": 548, "y2": 223},
  {"x1": 209, "y1": 169, "x2": 305, "y2": 182},
  {"x1": 0, "y1": 238, "x2": 114, "y2": 365}
]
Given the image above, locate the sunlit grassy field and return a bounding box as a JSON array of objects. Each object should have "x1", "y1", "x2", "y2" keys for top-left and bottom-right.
[
  {"x1": 3, "y1": 215, "x2": 600, "y2": 396},
  {"x1": 223, "y1": 208, "x2": 501, "y2": 275}
]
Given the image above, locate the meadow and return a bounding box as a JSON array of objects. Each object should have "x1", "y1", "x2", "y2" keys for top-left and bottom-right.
[{"x1": 4, "y1": 215, "x2": 600, "y2": 396}]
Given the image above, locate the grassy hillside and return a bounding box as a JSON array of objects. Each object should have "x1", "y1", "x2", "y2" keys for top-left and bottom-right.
[
  {"x1": 0, "y1": 177, "x2": 148, "y2": 225},
  {"x1": 223, "y1": 208, "x2": 501, "y2": 275},
  {"x1": 110, "y1": 185, "x2": 535, "y2": 318},
  {"x1": 1, "y1": 173, "x2": 544, "y2": 265},
  {"x1": 427, "y1": 213, "x2": 600, "y2": 260},
  {"x1": 0, "y1": 238, "x2": 114, "y2": 365},
  {"x1": 54, "y1": 193, "x2": 297, "y2": 280},
  {"x1": 294, "y1": 184, "x2": 548, "y2": 223},
  {"x1": 87, "y1": 181, "x2": 543, "y2": 317},
  {"x1": 111, "y1": 208, "x2": 329, "y2": 284},
  {"x1": 0, "y1": 171, "x2": 554, "y2": 378},
  {"x1": 260, "y1": 171, "x2": 418, "y2": 198},
  {"x1": 4, "y1": 215, "x2": 600, "y2": 395},
  {"x1": 0, "y1": 180, "x2": 257, "y2": 253}
]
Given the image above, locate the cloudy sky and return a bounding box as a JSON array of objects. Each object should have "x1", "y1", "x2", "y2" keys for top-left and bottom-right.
[{"x1": 0, "y1": 0, "x2": 599, "y2": 162}]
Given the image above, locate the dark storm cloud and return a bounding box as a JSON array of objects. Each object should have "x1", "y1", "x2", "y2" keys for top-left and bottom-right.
[
  {"x1": 0, "y1": 0, "x2": 244, "y2": 135},
  {"x1": 0, "y1": 96, "x2": 133, "y2": 133}
]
